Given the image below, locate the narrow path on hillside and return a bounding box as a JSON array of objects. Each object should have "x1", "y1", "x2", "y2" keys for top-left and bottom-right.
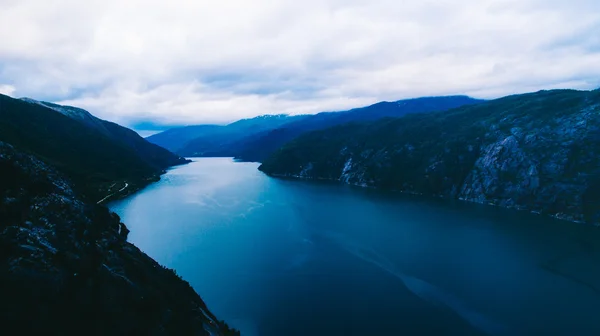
[{"x1": 97, "y1": 182, "x2": 129, "y2": 204}]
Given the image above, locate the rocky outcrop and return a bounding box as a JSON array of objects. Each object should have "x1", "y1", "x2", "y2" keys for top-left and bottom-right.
[
  {"x1": 0, "y1": 141, "x2": 238, "y2": 335},
  {"x1": 260, "y1": 89, "x2": 600, "y2": 225}
]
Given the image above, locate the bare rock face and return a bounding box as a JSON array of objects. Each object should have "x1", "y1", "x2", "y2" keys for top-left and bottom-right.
[
  {"x1": 459, "y1": 100, "x2": 600, "y2": 222},
  {"x1": 461, "y1": 135, "x2": 537, "y2": 206},
  {"x1": 0, "y1": 141, "x2": 238, "y2": 335}
]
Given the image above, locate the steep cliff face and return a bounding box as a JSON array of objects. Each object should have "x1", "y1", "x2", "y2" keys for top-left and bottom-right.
[
  {"x1": 0, "y1": 141, "x2": 238, "y2": 335},
  {"x1": 260, "y1": 89, "x2": 600, "y2": 225}
]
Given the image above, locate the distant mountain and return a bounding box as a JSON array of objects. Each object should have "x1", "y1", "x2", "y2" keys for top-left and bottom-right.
[
  {"x1": 148, "y1": 114, "x2": 308, "y2": 155},
  {"x1": 235, "y1": 96, "x2": 486, "y2": 162},
  {"x1": 145, "y1": 124, "x2": 223, "y2": 152},
  {"x1": 152, "y1": 95, "x2": 484, "y2": 162},
  {"x1": 259, "y1": 89, "x2": 600, "y2": 225},
  {"x1": 0, "y1": 94, "x2": 188, "y2": 202}
]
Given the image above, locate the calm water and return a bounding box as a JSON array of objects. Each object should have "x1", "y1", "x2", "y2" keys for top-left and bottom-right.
[{"x1": 109, "y1": 158, "x2": 600, "y2": 336}]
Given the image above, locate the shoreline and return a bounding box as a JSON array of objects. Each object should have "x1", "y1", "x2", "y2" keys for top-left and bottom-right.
[
  {"x1": 97, "y1": 159, "x2": 192, "y2": 205},
  {"x1": 263, "y1": 172, "x2": 599, "y2": 227}
]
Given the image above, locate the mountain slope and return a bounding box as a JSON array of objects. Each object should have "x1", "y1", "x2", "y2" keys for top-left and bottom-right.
[
  {"x1": 0, "y1": 94, "x2": 187, "y2": 202},
  {"x1": 20, "y1": 98, "x2": 113, "y2": 136},
  {"x1": 176, "y1": 96, "x2": 483, "y2": 162},
  {"x1": 0, "y1": 141, "x2": 238, "y2": 335},
  {"x1": 145, "y1": 125, "x2": 223, "y2": 152},
  {"x1": 177, "y1": 114, "x2": 309, "y2": 157},
  {"x1": 260, "y1": 89, "x2": 600, "y2": 225},
  {"x1": 147, "y1": 114, "x2": 307, "y2": 154},
  {"x1": 21, "y1": 98, "x2": 188, "y2": 171}
]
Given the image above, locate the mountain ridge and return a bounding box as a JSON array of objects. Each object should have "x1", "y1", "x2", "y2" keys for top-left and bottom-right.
[
  {"x1": 149, "y1": 95, "x2": 484, "y2": 161},
  {"x1": 1, "y1": 94, "x2": 189, "y2": 202},
  {"x1": 20, "y1": 97, "x2": 189, "y2": 171},
  {"x1": 259, "y1": 89, "x2": 600, "y2": 225},
  {"x1": 147, "y1": 113, "x2": 308, "y2": 154},
  {"x1": 231, "y1": 95, "x2": 485, "y2": 162}
]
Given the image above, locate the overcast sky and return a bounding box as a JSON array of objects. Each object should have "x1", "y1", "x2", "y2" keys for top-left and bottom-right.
[{"x1": 1, "y1": 0, "x2": 599, "y2": 131}]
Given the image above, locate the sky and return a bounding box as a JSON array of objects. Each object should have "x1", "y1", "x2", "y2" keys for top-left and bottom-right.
[{"x1": 1, "y1": 0, "x2": 599, "y2": 133}]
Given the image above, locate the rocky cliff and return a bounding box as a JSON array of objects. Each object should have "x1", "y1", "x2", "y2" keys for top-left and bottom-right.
[
  {"x1": 259, "y1": 89, "x2": 600, "y2": 225},
  {"x1": 0, "y1": 141, "x2": 238, "y2": 335}
]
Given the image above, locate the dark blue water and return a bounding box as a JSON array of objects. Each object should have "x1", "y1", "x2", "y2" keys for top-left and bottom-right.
[{"x1": 109, "y1": 158, "x2": 600, "y2": 336}]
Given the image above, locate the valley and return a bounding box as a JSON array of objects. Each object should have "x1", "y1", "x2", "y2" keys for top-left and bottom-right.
[
  {"x1": 4, "y1": 2, "x2": 598, "y2": 335},
  {"x1": 2, "y1": 87, "x2": 600, "y2": 335}
]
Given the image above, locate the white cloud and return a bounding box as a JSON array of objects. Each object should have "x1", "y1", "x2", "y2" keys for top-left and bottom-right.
[
  {"x1": 0, "y1": 84, "x2": 16, "y2": 96},
  {"x1": 1, "y1": 0, "x2": 599, "y2": 129}
]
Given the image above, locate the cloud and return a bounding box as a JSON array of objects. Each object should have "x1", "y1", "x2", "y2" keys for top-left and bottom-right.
[
  {"x1": 0, "y1": 84, "x2": 16, "y2": 96},
  {"x1": 1, "y1": 0, "x2": 599, "y2": 130}
]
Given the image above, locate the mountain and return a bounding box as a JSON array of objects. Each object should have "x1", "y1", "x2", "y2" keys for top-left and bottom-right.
[
  {"x1": 147, "y1": 114, "x2": 307, "y2": 154},
  {"x1": 237, "y1": 96, "x2": 485, "y2": 162},
  {"x1": 1, "y1": 96, "x2": 237, "y2": 333},
  {"x1": 0, "y1": 94, "x2": 188, "y2": 202},
  {"x1": 259, "y1": 89, "x2": 600, "y2": 225},
  {"x1": 145, "y1": 124, "x2": 223, "y2": 152},
  {"x1": 20, "y1": 98, "x2": 115, "y2": 136},
  {"x1": 153, "y1": 95, "x2": 484, "y2": 162},
  {"x1": 21, "y1": 97, "x2": 189, "y2": 172},
  {"x1": 0, "y1": 141, "x2": 238, "y2": 335}
]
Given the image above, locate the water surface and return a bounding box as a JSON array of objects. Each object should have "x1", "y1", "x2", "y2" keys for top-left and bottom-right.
[{"x1": 110, "y1": 158, "x2": 600, "y2": 336}]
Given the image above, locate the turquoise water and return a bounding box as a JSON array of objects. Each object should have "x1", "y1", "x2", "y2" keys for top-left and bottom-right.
[{"x1": 109, "y1": 158, "x2": 600, "y2": 336}]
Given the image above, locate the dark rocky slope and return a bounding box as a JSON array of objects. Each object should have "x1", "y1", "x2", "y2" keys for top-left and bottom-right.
[
  {"x1": 20, "y1": 98, "x2": 189, "y2": 171},
  {"x1": 0, "y1": 94, "x2": 188, "y2": 203},
  {"x1": 260, "y1": 89, "x2": 600, "y2": 225},
  {"x1": 0, "y1": 141, "x2": 238, "y2": 335}
]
